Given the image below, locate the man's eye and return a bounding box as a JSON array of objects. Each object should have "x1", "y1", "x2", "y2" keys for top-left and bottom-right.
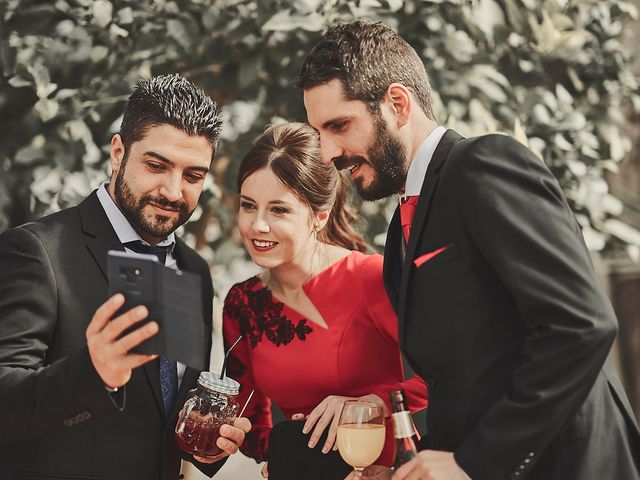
[
  {"x1": 331, "y1": 122, "x2": 346, "y2": 132},
  {"x1": 186, "y1": 174, "x2": 204, "y2": 183},
  {"x1": 148, "y1": 162, "x2": 164, "y2": 171}
]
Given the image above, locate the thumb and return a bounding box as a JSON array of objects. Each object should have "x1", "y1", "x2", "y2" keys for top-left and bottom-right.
[{"x1": 261, "y1": 461, "x2": 269, "y2": 477}]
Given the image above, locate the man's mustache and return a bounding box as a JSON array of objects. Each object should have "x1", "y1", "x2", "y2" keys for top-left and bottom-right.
[
  {"x1": 334, "y1": 155, "x2": 365, "y2": 171},
  {"x1": 141, "y1": 194, "x2": 188, "y2": 214}
]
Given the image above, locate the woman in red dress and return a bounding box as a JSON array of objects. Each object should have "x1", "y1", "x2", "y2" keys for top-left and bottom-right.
[{"x1": 222, "y1": 122, "x2": 427, "y2": 477}]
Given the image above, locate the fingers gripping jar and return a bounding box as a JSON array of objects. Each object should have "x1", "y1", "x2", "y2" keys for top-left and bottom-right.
[{"x1": 175, "y1": 372, "x2": 240, "y2": 458}]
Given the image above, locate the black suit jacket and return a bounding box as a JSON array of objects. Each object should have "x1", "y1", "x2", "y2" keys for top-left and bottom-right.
[
  {"x1": 383, "y1": 130, "x2": 640, "y2": 480},
  {"x1": 0, "y1": 191, "x2": 223, "y2": 480}
]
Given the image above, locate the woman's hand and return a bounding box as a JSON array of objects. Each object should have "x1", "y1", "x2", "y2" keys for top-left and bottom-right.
[
  {"x1": 261, "y1": 461, "x2": 269, "y2": 477},
  {"x1": 300, "y1": 394, "x2": 387, "y2": 454}
]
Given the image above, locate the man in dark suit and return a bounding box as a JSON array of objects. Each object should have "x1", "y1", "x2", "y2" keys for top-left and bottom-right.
[
  {"x1": 0, "y1": 74, "x2": 250, "y2": 480},
  {"x1": 296, "y1": 20, "x2": 640, "y2": 480}
]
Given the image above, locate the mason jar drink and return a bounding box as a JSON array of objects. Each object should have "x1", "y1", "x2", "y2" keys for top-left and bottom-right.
[{"x1": 175, "y1": 372, "x2": 240, "y2": 458}]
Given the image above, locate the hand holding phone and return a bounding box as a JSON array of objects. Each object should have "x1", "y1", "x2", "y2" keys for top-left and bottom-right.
[{"x1": 86, "y1": 293, "x2": 159, "y2": 389}]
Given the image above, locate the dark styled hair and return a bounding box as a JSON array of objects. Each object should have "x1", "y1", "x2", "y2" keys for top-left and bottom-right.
[
  {"x1": 294, "y1": 20, "x2": 434, "y2": 119},
  {"x1": 238, "y1": 122, "x2": 368, "y2": 253},
  {"x1": 119, "y1": 74, "x2": 223, "y2": 159}
]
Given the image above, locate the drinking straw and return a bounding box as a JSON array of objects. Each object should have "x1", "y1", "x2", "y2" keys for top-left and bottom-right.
[
  {"x1": 239, "y1": 389, "x2": 255, "y2": 417},
  {"x1": 219, "y1": 334, "x2": 243, "y2": 380}
]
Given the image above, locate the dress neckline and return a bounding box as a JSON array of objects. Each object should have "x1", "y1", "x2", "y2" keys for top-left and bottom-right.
[{"x1": 253, "y1": 251, "x2": 357, "y2": 329}]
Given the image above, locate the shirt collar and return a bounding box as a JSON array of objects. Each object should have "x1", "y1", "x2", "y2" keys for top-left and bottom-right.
[
  {"x1": 402, "y1": 126, "x2": 447, "y2": 199},
  {"x1": 96, "y1": 183, "x2": 176, "y2": 248}
]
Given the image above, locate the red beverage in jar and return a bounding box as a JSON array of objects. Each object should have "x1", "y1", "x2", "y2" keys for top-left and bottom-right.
[
  {"x1": 175, "y1": 417, "x2": 227, "y2": 457},
  {"x1": 175, "y1": 372, "x2": 240, "y2": 459}
]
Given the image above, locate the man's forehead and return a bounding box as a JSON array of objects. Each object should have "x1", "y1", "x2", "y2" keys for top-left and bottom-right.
[{"x1": 303, "y1": 81, "x2": 362, "y2": 127}]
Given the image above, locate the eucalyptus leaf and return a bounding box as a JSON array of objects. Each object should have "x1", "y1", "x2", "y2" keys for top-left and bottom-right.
[
  {"x1": 8, "y1": 76, "x2": 32, "y2": 88},
  {"x1": 558, "y1": 111, "x2": 586, "y2": 131},
  {"x1": 603, "y1": 219, "x2": 640, "y2": 246},
  {"x1": 387, "y1": 0, "x2": 403, "y2": 13},
  {"x1": 90, "y1": 45, "x2": 109, "y2": 63},
  {"x1": 31, "y1": 166, "x2": 62, "y2": 202},
  {"x1": 92, "y1": 0, "x2": 113, "y2": 28},
  {"x1": 33, "y1": 98, "x2": 59, "y2": 121},
  {"x1": 262, "y1": 10, "x2": 294, "y2": 31},
  {"x1": 167, "y1": 19, "x2": 191, "y2": 50},
  {"x1": 262, "y1": 10, "x2": 325, "y2": 32},
  {"x1": 471, "y1": 0, "x2": 505, "y2": 43},
  {"x1": 117, "y1": 7, "x2": 134, "y2": 25},
  {"x1": 15, "y1": 145, "x2": 45, "y2": 165},
  {"x1": 444, "y1": 29, "x2": 477, "y2": 63},
  {"x1": 109, "y1": 23, "x2": 129, "y2": 38}
]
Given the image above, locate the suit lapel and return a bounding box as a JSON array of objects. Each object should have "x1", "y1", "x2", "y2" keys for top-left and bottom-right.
[
  {"x1": 397, "y1": 130, "x2": 463, "y2": 339},
  {"x1": 79, "y1": 191, "x2": 123, "y2": 282},
  {"x1": 383, "y1": 206, "x2": 402, "y2": 314}
]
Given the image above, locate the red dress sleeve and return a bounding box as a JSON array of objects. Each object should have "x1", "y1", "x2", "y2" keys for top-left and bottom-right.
[
  {"x1": 222, "y1": 282, "x2": 272, "y2": 463},
  {"x1": 357, "y1": 254, "x2": 429, "y2": 415}
]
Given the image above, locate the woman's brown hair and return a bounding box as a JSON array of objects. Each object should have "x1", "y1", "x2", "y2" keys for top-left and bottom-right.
[{"x1": 238, "y1": 122, "x2": 368, "y2": 253}]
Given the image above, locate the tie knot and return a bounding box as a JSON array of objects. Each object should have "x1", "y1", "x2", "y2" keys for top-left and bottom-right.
[
  {"x1": 123, "y1": 240, "x2": 174, "y2": 265},
  {"x1": 401, "y1": 195, "x2": 419, "y2": 206},
  {"x1": 399, "y1": 195, "x2": 420, "y2": 243}
]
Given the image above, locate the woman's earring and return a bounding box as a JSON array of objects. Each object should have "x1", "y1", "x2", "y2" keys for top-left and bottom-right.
[{"x1": 312, "y1": 225, "x2": 318, "y2": 241}]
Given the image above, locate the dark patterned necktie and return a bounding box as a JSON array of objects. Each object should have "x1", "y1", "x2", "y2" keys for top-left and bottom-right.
[
  {"x1": 400, "y1": 196, "x2": 419, "y2": 243},
  {"x1": 123, "y1": 240, "x2": 178, "y2": 414}
]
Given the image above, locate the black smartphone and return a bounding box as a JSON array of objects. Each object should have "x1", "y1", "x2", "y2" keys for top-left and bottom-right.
[{"x1": 107, "y1": 250, "x2": 164, "y2": 355}]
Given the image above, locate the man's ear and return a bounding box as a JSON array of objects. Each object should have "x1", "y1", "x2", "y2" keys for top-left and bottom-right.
[
  {"x1": 384, "y1": 83, "x2": 412, "y2": 127},
  {"x1": 110, "y1": 134, "x2": 125, "y2": 176}
]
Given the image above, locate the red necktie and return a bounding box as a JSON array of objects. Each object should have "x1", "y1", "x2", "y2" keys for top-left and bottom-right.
[{"x1": 400, "y1": 195, "x2": 419, "y2": 243}]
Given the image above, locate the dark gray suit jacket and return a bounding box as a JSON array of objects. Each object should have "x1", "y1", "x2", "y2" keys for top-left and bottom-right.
[
  {"x1": 0, "y1": 191, "x2": 222, "y2": 480},
  {"x1": 383, "y1": 130, "x2": 640, "y2": 480}
]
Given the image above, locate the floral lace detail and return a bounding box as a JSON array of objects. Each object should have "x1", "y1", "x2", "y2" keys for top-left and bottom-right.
[{"x1": 224, "y1": 277, "x2": 314, "y2": 349}]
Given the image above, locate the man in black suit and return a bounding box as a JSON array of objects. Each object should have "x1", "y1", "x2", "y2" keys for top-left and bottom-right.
[
  {"x1": 296, "y1": 20, "x2": 640, "y2": 480},
  {"x1": 0, "y1": 74, "x2": 250, "y2": 480}
]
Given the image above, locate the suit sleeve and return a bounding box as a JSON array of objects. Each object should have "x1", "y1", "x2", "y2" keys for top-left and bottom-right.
[
  {"x1": 222, "y1": 283, "x2": 272, "y2": 463},
  {"x1": 358, "y1": 255, "x2": 429, "y2": 415},
  {"x1": 0, "y1": 226, "x2": 124, "y2": 442},
  {"x1": 450, "y1": 135, "x2": 618, "y2": 479}
]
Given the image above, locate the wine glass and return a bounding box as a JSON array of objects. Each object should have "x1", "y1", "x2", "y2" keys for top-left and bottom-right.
[{"x1": 337, "y1": 400, "x2": 386, "y2": 477}]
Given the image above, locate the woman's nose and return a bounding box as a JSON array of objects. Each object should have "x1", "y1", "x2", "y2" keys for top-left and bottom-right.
[{"x1": 252, "y1": 216, "x2": 270, "y2": 233}]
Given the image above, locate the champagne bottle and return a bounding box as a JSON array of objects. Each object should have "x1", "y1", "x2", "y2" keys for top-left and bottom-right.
[{"x1": 389, "y1": 389, "x2": 418, "y2": 470}]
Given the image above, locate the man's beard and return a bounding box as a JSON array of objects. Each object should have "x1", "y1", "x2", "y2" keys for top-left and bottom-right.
[
  {"x1": 114, "y1": 163, "x2": 192, "y2": 240},
  {"x1": 340, "y1": 115, "x2": 408, "y2": 201}
]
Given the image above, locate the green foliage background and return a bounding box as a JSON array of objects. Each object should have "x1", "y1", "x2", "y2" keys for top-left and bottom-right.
[{"x1": 1, "y1": 0, "x2": 639, "y2": 284}]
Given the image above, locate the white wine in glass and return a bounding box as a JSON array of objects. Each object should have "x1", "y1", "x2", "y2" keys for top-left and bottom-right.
[{"x1": 337, "y1": 400, "x2": 385, "y2": 477}]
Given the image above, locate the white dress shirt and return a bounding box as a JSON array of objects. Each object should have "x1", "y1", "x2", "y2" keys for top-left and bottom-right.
[{"x1": 402, "y1": 126, "x2": 447, "y2": 200}]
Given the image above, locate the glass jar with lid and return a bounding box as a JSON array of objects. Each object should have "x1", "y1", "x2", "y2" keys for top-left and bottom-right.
[{"x1": 175, "y1": 372, "x2": 240, "y2": 458}]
